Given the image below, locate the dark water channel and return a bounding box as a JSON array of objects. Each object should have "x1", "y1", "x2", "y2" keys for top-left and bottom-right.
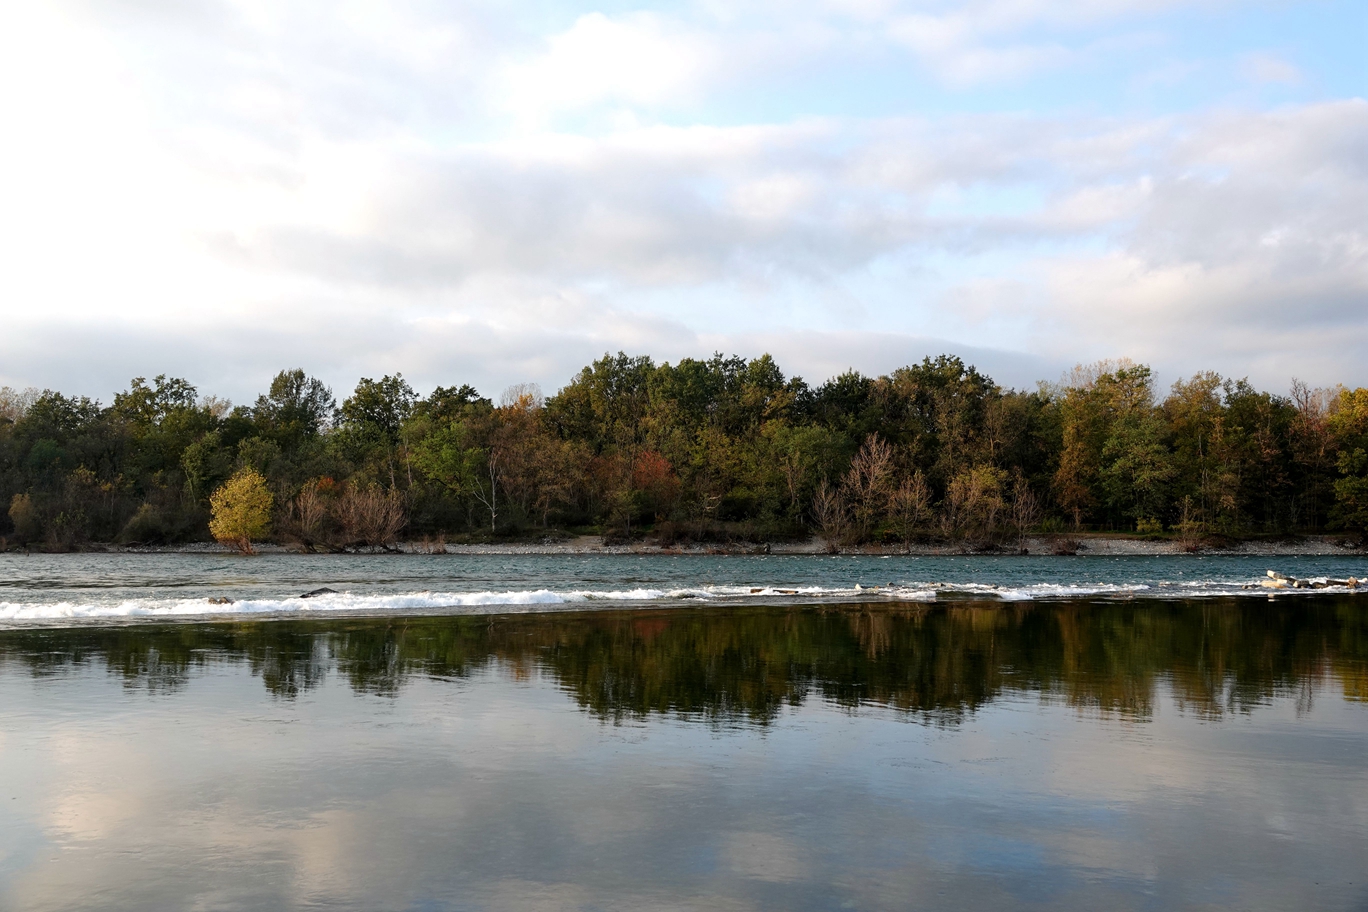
[{"x1": 1, "y1": 597, "x2": 1366, "y2": 910}]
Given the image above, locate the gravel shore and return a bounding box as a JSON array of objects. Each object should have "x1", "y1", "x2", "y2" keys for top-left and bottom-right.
[{"x1": 76, "y1": 533, "x2": 1365, "y2": 557}]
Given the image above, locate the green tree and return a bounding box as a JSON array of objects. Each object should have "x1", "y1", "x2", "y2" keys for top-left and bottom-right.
[
  {"x1": 340, "y1": 374, "x2": 416, "y2": 441},
  {"x1": 209, "y1": 468, "x2": 273, "y2": 553},
  {"x1": 411, "y1": 421, "x2": 495, "y2": 530},
  {"x1": 253, "y1": 369, "x2": 335, "y2": 452},
  {"x1": 1330, "y1": 388, "x2": 1368, "y2": 533}
]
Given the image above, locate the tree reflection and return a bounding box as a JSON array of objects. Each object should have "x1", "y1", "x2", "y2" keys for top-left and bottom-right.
[{"x1": 1, "y1": 597, "x2": 1365, "y2": 724}]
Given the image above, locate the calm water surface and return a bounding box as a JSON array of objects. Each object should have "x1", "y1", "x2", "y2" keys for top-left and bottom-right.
[{"x1": 0, "y1": 556, "x2": 1366, "y2": 910}]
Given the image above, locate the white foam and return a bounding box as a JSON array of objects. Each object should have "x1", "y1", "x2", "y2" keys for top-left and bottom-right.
[
  {"x1": 0, "y1": 589, "x2": 569, "y2": 621},
  {"x1": 0, "y1": 575, "x2": 1359, "y2": 623},
  {"x1": 0, "y1": 584, "x2": 870, "y2": 621}
]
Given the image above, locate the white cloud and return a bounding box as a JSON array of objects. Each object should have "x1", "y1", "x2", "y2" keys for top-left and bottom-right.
[
  {"x1": 1242, "y1": 52, "x2": 1303, "y2": 86},
  {"x1": 500, "y1": 12, "x2": 720, "y2": 125},
  {"x1": 0, "y1": 0, "x2": 1360, "y2": 401},
  {"x1": 887, "y1": 13, "x2": 1074, "y2": 85}
]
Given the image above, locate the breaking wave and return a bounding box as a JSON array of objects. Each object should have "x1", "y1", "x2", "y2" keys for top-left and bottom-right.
[
  {"x1": 0, "y1": 585, "x2": 918, "y2": 621},
  {"x1": 2, "y1": 575, "x2": 1360, "y2": 623}
]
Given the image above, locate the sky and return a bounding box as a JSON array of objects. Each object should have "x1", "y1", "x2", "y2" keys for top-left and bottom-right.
[{"x1": 0, "y1": 0, "x2": 1364, "y2": 405}]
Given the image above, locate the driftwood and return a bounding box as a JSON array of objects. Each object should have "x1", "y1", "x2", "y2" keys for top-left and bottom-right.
[{"x1": 1258, "y1": 570, "x2": 1360, "y2": 590}]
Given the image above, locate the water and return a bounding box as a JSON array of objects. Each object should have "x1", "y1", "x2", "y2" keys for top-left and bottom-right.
[
  {"x1": 1, "y1": 552, "x2": 1366, "y2": 623},
  {"x1": 1, "y1": 556, "x2": 1366, "y2": 910}
]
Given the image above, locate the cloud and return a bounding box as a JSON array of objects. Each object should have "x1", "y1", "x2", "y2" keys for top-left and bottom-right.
[
  {"x1": 5, "y1": 101, "x2": 1365, "y2": 397},
  {"x1": 500, "y1": 12, "x2": 721, "y2": 125},
  {"x1": 887, "y1": 13, "x2": 1075, "y2": 85},
  {"x1": 1242, "y1": 52, "x2": 1303, "y2": 86},
  {"x1": 0, "y1": 0, "x2": 1362, "y2": 401}
]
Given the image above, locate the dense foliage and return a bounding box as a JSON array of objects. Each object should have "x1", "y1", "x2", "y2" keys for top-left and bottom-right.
[
  {"x1": 1, "y1": 354, "x2": 1365, "y2": 549},
  {"x1": 208, "y1": 468, "x2": 274, "y2": 554}
]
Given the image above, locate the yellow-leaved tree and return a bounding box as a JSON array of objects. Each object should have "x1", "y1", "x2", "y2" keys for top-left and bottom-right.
[{"x1": 209, "y1": 468, "x2": 273, "y2": 554}]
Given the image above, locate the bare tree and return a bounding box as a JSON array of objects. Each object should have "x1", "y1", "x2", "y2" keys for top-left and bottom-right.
[
  {"x1": 940, "y1": 467, "x2": 1004, "y2": 543},
  {"x1": 1289, "y1": 378, "x2": 1343, "y2": 529},
  {"x1": 337, "y1": 483, "x2": 406, "y2": 548},
  {"x1": 812, "y1": 479, "x2": 848, "y2": 551},
  {"x1": 1009, "y1": 470, "x2": 1041, "y2": 549},
  {"x1": 500, "y1": 383, "x2": 545, "y2": 410},
  {"x1": 0, "y1": 386, "x2": 39, "y2": 424},
  {"x1": 287, "y1": 478, "x2": 334, "y2": 550},
  {"x1": 889, "y1": 471, "x2": 931, "y2": 552},
  {"x1": 469, "y1": 449, "x2": 501, "y2": 533},
  {"x1": 842, "y1": 434, "x2": 894, "y2": 542},
  {"x1": 1176, "y1": 494, "x2": 1203, "y2": 552}
]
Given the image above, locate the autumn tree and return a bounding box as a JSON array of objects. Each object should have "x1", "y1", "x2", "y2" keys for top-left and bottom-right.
[
  {"x1": 1329, "y1": 388, "x2": 1368, "y2": 534},
  {"x1": 209, "y1": 468, "x2": 273, "y2": 554}
]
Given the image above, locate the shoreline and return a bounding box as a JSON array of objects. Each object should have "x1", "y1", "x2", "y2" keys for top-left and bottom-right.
[{"x1": 9, "y1": 533, "x2": 1363, "y2": 558}]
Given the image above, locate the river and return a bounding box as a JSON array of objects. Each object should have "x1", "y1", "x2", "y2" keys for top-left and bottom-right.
[{"x1": 0, "y1": 554, "x2": 1365, "y2": 910}]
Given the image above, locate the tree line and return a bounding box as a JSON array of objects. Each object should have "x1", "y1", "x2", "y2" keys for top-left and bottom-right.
[{"x1": 1, "y1": 353, "x2": 1367, "y2": 549}]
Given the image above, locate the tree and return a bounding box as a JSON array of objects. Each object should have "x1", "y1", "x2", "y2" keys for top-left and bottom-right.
[
  {"x1": 1329, "y1": 388, "x2": 1368, "y2": 534},
  {"x1": 812, "y1": 479, "x2": 848, "y2": 549},
  {"x1": 7, "y1": 493, "x2": 41, "y2": 544},
  {"x1": 763, "y1": 422, "x2": 840, "y2": 519},
  {"x1": 1008, "y1": 469, "x2": 1041, "y2": 548},
  {"x1": 543, "y1": 352, "x2": 655, "y2": 453},
  {"x1": 889, "y1": 471, "x2": 931, "y2": 551},
  {"x1": 0, "y1": 386, "x2": 39, "y2": 425},
  {"x1": 209, "y1": 468, "x2": 273, "y2": 554},
  {"x1": 842, "y1": 434, "x2": 894, "y2": 541},
  {"x1": 111, "y1": 375, "x2": 197, "y2": 427},
  {"x1": 253, "y1": 369, "x2": 335, "y2": 450},
  {"x1": 411, "y1": 421, "x2": 499, "y2": 532},
  {"x1": 336, "y1": 482, "x2": 407, "y2": 547},
  {"x1": 340, "y1": 374, "x2": 417, "y2": 441},
  {"x1": 1288, "y1": 379, "x2": 1341, "y2": 530},
  {"x1": 940, "y1": 466, "x2": 1004, "y2": 541}
]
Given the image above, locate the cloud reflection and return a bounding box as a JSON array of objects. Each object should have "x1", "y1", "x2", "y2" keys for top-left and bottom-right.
[{"x1": 1, "y1": 600, "x2": 1367, "y2": 910}]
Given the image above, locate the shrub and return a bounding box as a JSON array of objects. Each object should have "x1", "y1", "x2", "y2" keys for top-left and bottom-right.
[
  {"x1": 120, "y1": 503, "x2": 170, "y2": 544},
  {"x1": 336, "y1": 482, "x2": 405, "y2": 547},
  {"x1": 209, "y1": 468, "x2": 273, "y2": 554},
  {"x1": 8, "y1": 494, "x2": 42, "y2": 544}
]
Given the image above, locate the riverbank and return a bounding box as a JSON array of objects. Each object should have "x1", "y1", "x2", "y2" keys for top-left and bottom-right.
[{"x1": 25, "y1": 532, "x2": 1364, "y2": 557}]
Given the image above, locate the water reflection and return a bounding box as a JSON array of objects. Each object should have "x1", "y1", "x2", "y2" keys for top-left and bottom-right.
[{"x1": 3, "y1": 597, "x2": 1364, "y2": 722}]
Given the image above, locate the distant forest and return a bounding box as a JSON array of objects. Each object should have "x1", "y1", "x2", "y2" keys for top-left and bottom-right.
[{"x1": 2, "y1": 353, "x2": 1367, "y2": 550}]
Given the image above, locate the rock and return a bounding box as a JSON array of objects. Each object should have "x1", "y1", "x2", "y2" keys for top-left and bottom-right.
[
  {"x1": 206, "y1": 596, "x2": 234, "y2": 605},
  {"x1": 1265, "y1": 572, "x2": 1362, "y2": 590},
  {"x1": 300, "y1": 587, "x2": 337, "y2": 599}
]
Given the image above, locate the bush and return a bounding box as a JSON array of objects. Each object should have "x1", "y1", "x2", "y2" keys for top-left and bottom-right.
[
  {"x1": 335, "y1": 483, "x2": 406, "y2": 548},
  {"x1": 7, "y1": 494, "x2": 42, "y2": 544},
  {"x1": 209, "y1": 468, "x2": 273, "y2": 554},
  {"x1": 120, "y1": 503, "x2": 170, "y2": 544}
]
